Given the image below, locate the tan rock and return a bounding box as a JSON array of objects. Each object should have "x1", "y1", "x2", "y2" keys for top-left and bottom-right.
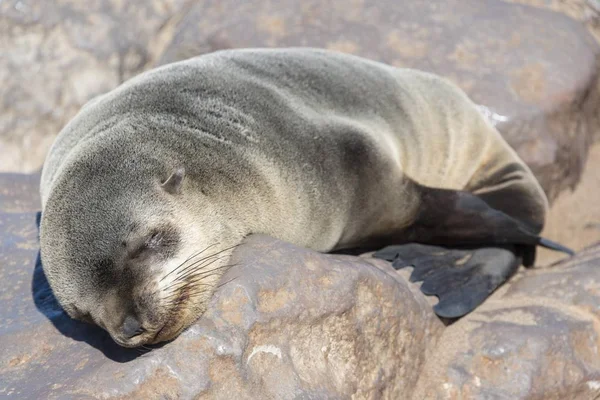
[
  {"x1": 0, "y1": 200, "x2": 443, "y2": 398},
  {"x1": 0, "y1": 0, "x2": 188, "y2": 173},
  {"x1": 2, "y1": 172, "x2": 600, "y2": 398},
  {"x1": 413, "y1": 244, "x2": 600, "y2": 399}
]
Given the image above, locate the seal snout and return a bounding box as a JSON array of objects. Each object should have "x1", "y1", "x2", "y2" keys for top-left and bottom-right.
[
  {"x1": 110, "y1": 314, "x2": 153, "y2": 348},
  {"x1": 121, "y1": 315, "x2": 146, "y2": 339}
]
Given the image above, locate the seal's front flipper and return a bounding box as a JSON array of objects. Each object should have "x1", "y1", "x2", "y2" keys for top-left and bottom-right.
[{"x1": 374, "y1": 243, "x2": 520, "y2": 318}]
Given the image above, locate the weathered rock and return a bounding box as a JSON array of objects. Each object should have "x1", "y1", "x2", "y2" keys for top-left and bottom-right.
[
  {"x1": 538, "y1": 142, "x2": 600, "y2": 265},
  {"x1": 159, "y1": 0, "x2": 600, "y2": 201},
  {"x1": 0, "y1": 207, "x2": 443, "y2": 398},
  {"x1": 0, "y1": 172, "x2": 40, "y2": 213},
  {"x1": 0, "y1": 0, "x2": 189, "y2": 173},
  {"x1": 2, "y1": 172, "x2": 600, "y2": 399},
  {"x1": 414, "y1": 244, "x2": 600, "y2": 399},
  {"x1": 506, "y1": 0, "x2": 600, "y2": 43}
]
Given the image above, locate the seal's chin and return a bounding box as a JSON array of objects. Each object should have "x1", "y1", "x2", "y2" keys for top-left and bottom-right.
[{"x1": 110, "y1": 331, "x2": 155, "y2": 348}]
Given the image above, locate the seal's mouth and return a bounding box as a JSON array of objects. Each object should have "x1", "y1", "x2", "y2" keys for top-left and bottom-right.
[
  {"x1": 153, "y1": 323, "x2": 168, "y2": 343},
  {"x1": 149, "y1": 287, "x2": 191, "y2": 344}
]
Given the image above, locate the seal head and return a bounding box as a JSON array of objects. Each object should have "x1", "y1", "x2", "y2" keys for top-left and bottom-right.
[{"x1": 40, "y1": 139, "x2": 237, "y2": 347}]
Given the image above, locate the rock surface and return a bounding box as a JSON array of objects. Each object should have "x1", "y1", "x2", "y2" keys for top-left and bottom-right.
[
  {"x1": 2, "y1": 0, "x2": 599, "y2": 201},
  {"x1": 507, "y1": 0, "x2": 600, "y2": 43},
  {"x1": 538, "y1": 142, "x2": 600, "y2": 265},
  {"x1": 2, "y1": 173, "x2": 600, "y2": 399},
  {"x1": 413, "y1": 243, "x2": 600, "y2": 399},
  {"x1": 0, "y1": 0, "x2": 190, "y2": 173},
  {"x1": 0, "y1": 186, "x2": 443, "y2": 398}
]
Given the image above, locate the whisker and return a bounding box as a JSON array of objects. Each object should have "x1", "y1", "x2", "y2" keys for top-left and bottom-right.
[
  {"x1": 161, "y1": 283, "x2": 215, "y2": 302},
  {"x1": 161, "y1": 248, "x2": 209, "y2": 281},
  {"x1": 162, "y1": 275, "x2": 225, "y2": 302},
  {"x1": 173, "y1": 273, "x2": 237, "y2": 301},
  {"x1": 163, "y1": 268, "x2": 238, "y2": 303},
  {"x1": 159, "y1": 255, "x2": 220, "y2": 289},
  {"x1": 181, "y1": 271, "x2": 229, "y2": 290},
  {"x1": 170, "y1": 244, "x2": 240, "y2": 282},
  {"x1": 155, "y1": 244, "x2": 241, "y2": 297},
  {"x1": 161, "y1": 263, "x2": 240, "y2": 301},
  {"x1": 159, "y1": 243, "x2": 218, "y2": 282},
  {"x1": 151, "y1": 247, "x2": 226, "y2": 295},
  {"x1": 161, "y1": 256, "x2": 232, "y2": 293},
  {"x1": 172, "y1": 247, "x2": 233, "y2": 279},
  {"x1": 183, "y1": 289, "x2": 211, "y2": 301},
  {"x1": 169, "y1": 257, "x2": 233, "y2": 287},
  {"x1": 170, "y1": 263, "x2": 238, "y2": 291},
  {"x1": 160, "y1": 276, "x2": 241, "y2": 314},
  {"x1": 168, "y1": 254, "x2": 229, "y2": 285}
]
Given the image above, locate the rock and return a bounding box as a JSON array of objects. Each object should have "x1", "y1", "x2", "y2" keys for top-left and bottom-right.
[
  {"x1": 414, "y1": 244, "x2": 600, "y2": 399},
  {"x1": 505, "y1": 0, "x2": 600, "y2": 43},
  {"x1": 0, "y1": 172, "x2": 40, "y2": 213},
  {"x1": 3, "y1": 172, "x2": 600, "y2": 399},
  {"x1": 158, "y1": 0, "x2": 600, "y2": 201},
  {"x1": 0, "y1": 174, "x2": 443, "y2": 398},
  {"x1": 0, "y1": 0, "x2": 189, "y2": 173},
  {"x1": 537, "y1": 142, "x2": 600, "y2": 266},
  {"x1": 2, "y1": 0, "x2": 598, "y2": 201}
]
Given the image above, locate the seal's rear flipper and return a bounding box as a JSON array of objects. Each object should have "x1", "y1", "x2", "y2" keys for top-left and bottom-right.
[
  {"x1": 537, "y1": 237, "x2": 574, "y2": 256},
  {"x1": 373, "y1": 243, "x2": 520, "y2": 318},
  {"x1": 406, "y1": 183, "x2": 575, "y2": 261}
]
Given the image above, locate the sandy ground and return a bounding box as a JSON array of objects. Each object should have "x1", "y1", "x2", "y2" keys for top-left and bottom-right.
[{"x1": 538, "y1": 142, "x2": 600, "y2": 265}]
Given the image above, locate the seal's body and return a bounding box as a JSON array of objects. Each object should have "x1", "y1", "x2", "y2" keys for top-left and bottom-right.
[{"x1": 39, "y1": 48, "x2": 568, "y2": 347}]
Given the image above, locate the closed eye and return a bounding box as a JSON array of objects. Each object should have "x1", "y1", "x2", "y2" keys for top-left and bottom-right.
[
  {"x1": 127, "y1": 228, "x2": 178, "y2": 260},
  {"x1": 129, "y1": 233, "x2": 161, "y2": 260},
  {"x1": 146, "y1": 231, "x2": 164, "y2": 249}
]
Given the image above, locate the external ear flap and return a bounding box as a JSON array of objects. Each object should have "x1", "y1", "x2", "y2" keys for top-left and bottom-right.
[{"x1": 161, "y1": 167, "x2": 185, "y2": 194}]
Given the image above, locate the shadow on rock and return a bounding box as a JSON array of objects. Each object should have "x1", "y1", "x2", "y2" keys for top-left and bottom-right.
[{"x1": 30, "y1": 212, "x2": 156, "y2": 362}]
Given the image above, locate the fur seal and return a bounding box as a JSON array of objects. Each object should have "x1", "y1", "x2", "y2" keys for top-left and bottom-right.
[{"x1": 39, "y1": 47, "x2": 572, "y2": 347}]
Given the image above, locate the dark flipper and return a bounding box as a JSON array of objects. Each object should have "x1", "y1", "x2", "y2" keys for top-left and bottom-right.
[
  {"x1": 537, "y1": 237, "x2": 574, "y2": 256},
  {"x1": 370, "y1": 182, "x2": 574, "y2": 319},
  {"x1": 403, "y1": 183, "x2": 574, "y2": 259},
  {"x1": 373, "y1": 243, "x2": 520, "y2": 318}
]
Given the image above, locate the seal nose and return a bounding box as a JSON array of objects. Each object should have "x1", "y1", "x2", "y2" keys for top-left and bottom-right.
[{"x1": 121, "y1": 315, "x2": 145, "y2": 339}]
